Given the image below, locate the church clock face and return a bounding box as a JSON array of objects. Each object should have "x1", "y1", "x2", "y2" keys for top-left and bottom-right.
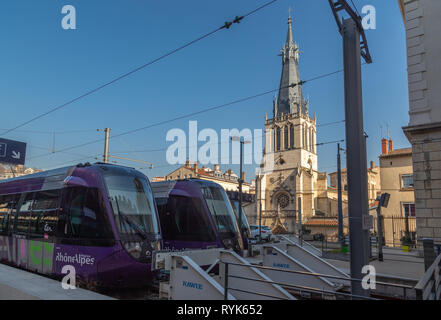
[{"x1": 277, "y1": 194, "x2": 290, "y2": 208}]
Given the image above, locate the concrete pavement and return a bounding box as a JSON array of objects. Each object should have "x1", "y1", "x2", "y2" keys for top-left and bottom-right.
[{"x1": 0, "y1": 263, "x2": 115, "y2": 300}]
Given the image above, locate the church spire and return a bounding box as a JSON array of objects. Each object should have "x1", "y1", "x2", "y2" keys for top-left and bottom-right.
[
  {"x1": 275, "y1": 13, "x2": 308, "y2": 118},
  {"x1": 286, "y1": 10, "x2": 293, "y2": 44}
]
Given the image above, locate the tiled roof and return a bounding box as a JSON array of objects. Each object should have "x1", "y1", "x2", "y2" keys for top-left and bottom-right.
[{"x1": 304, "y1": 218, "x2": 338, "y2": 227}]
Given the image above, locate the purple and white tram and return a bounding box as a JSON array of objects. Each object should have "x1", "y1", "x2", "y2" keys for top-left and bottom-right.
[
  {"x1": 152, "y1": 179, "x2": 243, "y2": 254},
  {"x1": 0, "y1": 163, "x2": 161, "y2": 288}
]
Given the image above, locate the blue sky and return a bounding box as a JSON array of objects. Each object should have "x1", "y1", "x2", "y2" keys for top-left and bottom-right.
[{"x1": 0, "y1": 0, "x2": 410, "y2": 181}]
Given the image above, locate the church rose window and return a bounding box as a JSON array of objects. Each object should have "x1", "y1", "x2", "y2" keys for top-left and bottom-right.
[{"x1": 277, "y1": 194, "x2": 289, "y2": 209}]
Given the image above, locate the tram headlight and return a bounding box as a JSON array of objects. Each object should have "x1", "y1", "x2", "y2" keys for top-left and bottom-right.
[
  {"x1": 124, "y1": 242, "x2": 142, "y2": 259},
  {"x1": 222, "y1": 238, "x2": 234, "y2": 249}
]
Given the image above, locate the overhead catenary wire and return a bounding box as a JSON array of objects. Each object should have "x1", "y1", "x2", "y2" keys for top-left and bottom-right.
[
  {"x1": 109, "y1": 120, "x2": 346, "y2": 155},
  {"x1": 350, "y1": 0, "x2": 361, "y2": 17},
  {"x1": 137, "y1": 139, "x2": 345, "y2": 171},
  {"x1": 36, "y1": 138, "x2": 345, "y2": 173},
  {"x1": 0, "y1": 128, "x2": 98, "y2": 135},
  {"x1": 0, "y1": 0, "x2": 278, "y2": 137},
  {"x1": 28, "y1": 68, "x2": 348, "y2": 162}
]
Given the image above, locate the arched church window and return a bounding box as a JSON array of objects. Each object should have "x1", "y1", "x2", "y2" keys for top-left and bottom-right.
[
  {"x1": 300, "y1": 125, "x2": 305, "y2": 148},
  {"x1": 276, "y1": 127, "x2": 281, "y2": 151},
  {"x1": 302, "y1": 124, "x2": 306, "y2": 148},
  {"x1": 271, "y1": 128, "x2": 275, "y2": 152},
  {"x1": 306, "y1": 125, "x2": 310, "y2": 151},
  {"x1": 309, "y1": 127, "x2": 313, "y2": 152},
  {"x1": 284, "y1": 126, "x2": 289, "y2": 150},
  {"x1": 290, "y1": 124, "x2": 294, "y2": 149}
]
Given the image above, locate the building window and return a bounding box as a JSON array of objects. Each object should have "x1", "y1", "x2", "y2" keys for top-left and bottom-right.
[
  {"x1": 284, "y1": 126, "x2": 289, "y2": 150},
  {"x1": 276, "y1": 127, "x2": 281, "y2": 151},
  {"x1": 401, "y1": 174, "x2": 414, "y2": 189},
  {"x1": 290, "y1": 124, "x2": 294, "y2": 149},
  {"x1": 301, "y1": 125, "x2": 304, "y2": 148},
  {"x1": 403, "y1": 203, "x2": 415, "y2": 217}
]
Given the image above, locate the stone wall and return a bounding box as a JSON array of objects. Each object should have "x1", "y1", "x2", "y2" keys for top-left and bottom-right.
[
  {"x1": 407, "y1": 128, "x2": 441, "y2": 253},
  {"x1": 400, "y1": 0, "x2": 441, "y2": 255}
]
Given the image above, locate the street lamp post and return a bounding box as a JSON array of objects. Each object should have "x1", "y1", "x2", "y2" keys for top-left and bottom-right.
[{"x1": 337, "y1": 143, "x2": 346, "y2": 248}]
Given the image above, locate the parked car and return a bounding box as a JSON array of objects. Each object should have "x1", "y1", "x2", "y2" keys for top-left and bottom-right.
[
  {"x1": 249, "y1": 225, "x2": 273, "y2": 242},
  {"x1": 312, "y1": 233, "x2": 325, "y2": 241}
]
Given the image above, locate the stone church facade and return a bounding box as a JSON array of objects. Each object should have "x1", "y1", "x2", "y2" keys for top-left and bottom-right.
[{"x1": 256, "y1": 16, "x2": 320, "y2": 233}]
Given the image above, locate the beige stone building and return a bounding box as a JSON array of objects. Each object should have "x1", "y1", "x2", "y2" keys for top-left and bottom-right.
[
  {"x1": 377, "y1": 139, "x2": 415, "y2": 247},
  {"x1": 256, "y1": 15, "x2": 322, "y2": 233},
  {"x1": 329, "y1": 161, "x2": 381, "y2": 204},
  {"x1": 399, "y1": 0, "x2": 441, "y2": 252},
  {"x1": 0, "y1": 164, "x2": 42, "y2": 180},
  {"x1": 158, "y1": 160, "x2": 254, "y2": 194}
]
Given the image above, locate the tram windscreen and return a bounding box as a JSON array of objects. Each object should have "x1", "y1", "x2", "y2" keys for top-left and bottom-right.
[
  {"x1": 155, "y1": 195, "x2": 216, "y2": 243},
  {"x1": 231, "y1": 200, "x2": 251, "y2": 236},
  {"x1": 200, "y1": 185, "x2": 240, "y2": 238},
  {"x1": 104, "y1": 174, "x2": 159, "y2": 240}
]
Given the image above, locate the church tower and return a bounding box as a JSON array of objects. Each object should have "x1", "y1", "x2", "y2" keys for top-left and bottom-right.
[{"x1": 258, "y1": 14, "x2": 318, "y2": 232}]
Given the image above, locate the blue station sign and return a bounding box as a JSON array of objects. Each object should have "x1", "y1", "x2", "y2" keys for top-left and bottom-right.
[{"x1": 0, "y1": 138, "x2": 27, "y2": 165}]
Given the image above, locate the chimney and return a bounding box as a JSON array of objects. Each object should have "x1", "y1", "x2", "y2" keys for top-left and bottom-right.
[
  {"x1": 193, "y1": 162, "x2": 199, "y2": 172},
  {"x1": 185, "y1": 159, "x2": 190, "y2": 168},
  {"x1": 214, "y1": 164, "x2": 220, "y2": 172},
  {"x1": 241, "y1": 172, "x2": 246, "y2": 182},
  {"x1": 388, "y1": 139, "x2": 393, "y2": 153},
  {"x1": 370, "y1": 161, "x2": 375, "y2": 170},
  {"x1": 381, "y1": 138, "x2": 388, "y2": 155}
]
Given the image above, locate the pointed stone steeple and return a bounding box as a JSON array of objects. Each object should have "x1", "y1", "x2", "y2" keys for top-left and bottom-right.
[{"x1": 275, "y1": 14, "x2": 307, "y2": 117}]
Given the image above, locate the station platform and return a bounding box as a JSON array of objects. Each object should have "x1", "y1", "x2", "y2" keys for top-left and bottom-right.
[{"x1": 0, "y1": 263, "x2": 114, "y2": 300}]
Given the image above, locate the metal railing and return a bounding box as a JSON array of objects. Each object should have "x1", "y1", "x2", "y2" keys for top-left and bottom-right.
[
  {"x1": 415, "y1": 252, "x2": 441, "y2": 300},
  {"x1": 222, "y1": 261, "x2": 415, "y2": 300}
]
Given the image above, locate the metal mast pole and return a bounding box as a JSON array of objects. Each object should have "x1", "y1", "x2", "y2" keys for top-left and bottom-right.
[
  {"x1": 343, "y1": 17, "x2": 370, "y2": 298},
  {"x1": 337, "y1": 143, "x2": 344, "y2": 247},
  {"x1": 238, "y1": 138, "x2": 243, "y2": 231},
  {"x1": 297, "y1": 197, "x2": 302, "y2": 247},
  {"x1": 258, "y1": 174, "x2": 263, "y2": 243},
  {"x1": 329, "y1": 0, "x2": 373, "y2": 298},
  {"x1": 103, "y1": 128, "x2": 111, "y2": 164},
  {"x1": 376, "y1": 205, "x2": 384, "y2": 261}
]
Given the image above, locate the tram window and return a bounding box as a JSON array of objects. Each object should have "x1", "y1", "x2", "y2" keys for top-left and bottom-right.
[
  {"x1": 15, "y1": 193, "x2": 34, "y2": 235},
  {"x1": 29, "y1": 211, "x2": 43, "y2": 238},
  {"x1": 81, "y1": 188, "x2": 113, "y2": 240},
  {"x1": 30, "y1": 190, "x2": 60, "y2": 239},
  {"x1": 68, "y1": 188, "x2": 85, "y2": 237},
  {"x1": 63, "y1": 187, "x2": 114, "y2": 245},
  {"x1": 157, "y1": 195, "x2": 216, "y2": 242},
  {"x1": 0, "y1": 195, "x2": 15, "y2": 234},
  {"x1": 0, "y1": 197, "x2": 8, "y2": 234}
]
